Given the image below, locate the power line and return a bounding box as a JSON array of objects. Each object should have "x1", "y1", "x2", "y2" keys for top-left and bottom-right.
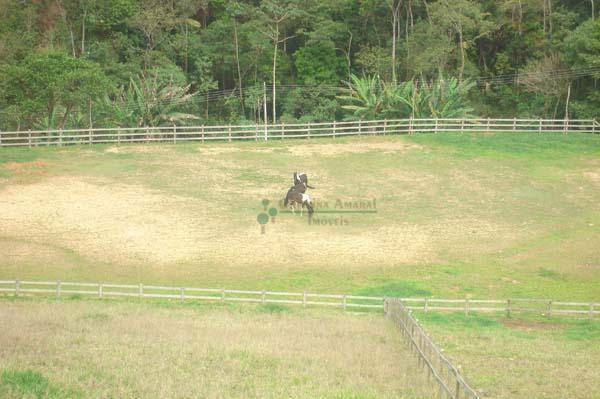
[{"x1": 106, "y1": 65, "x2": 600, "y2": 114}]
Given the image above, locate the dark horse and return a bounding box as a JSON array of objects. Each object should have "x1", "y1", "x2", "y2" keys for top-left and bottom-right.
[{"x1": 284, "y1": 182, "x2": 314, "y2": 215}]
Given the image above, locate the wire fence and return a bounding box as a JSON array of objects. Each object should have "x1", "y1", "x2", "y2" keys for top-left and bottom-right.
[
  {"x1": 0, "y1": 118, "x2": 598, "y2": 147},
  {"x1": 0, "y1": 280, "x2": 597, "y2": 318},
  {"x1": 386, "y1": 298, "x2": 480, "y2": 399}
]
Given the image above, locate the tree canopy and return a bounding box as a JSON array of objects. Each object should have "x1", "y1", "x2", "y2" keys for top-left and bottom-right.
[{"x1": 0, "y1": 0, "x2": 598, "y2": 130}]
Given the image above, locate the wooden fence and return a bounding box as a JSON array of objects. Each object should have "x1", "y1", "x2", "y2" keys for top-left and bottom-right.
[
  {"x1": 0, "y1": 118, "x2": 598, "y2": 147},
  {"x1": 0, "y1": 280, "x2": 597, "y2": 318},
  {"x1": 386, "y1": 298, "x2": 480, "y2": 399}
]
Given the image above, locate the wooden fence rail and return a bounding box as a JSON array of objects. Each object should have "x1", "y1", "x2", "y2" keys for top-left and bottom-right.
[
  {"x1": 386, "y1": 298, "x2": 480, "y2": 399},
  {"x1": 0, "y1": 280, "x2": 597, "y2": 318},
  {"x1": 0, "y1": 118, "x2": 598, "y2": 148}
]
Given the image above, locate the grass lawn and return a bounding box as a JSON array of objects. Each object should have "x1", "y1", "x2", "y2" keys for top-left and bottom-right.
[
  {"x1": 0, "y1": 297, "x2": 434, "y2": 399},
  {"x1": 417, "y1": 311, "x2": 600, "y2": 399},
  {"x1": 0, "y1": 132, "x2": 599, "y2": 300}
]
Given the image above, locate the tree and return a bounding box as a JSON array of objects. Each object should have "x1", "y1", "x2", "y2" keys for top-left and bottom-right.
[
  {"x1": 294, "y1": 44, "x2": 345, "y2": 84},
  {"x1": 106, "y1": 70, "x2": 199, "y2": 127},
  {"x1": 258, "y1": 0, "x2": 306, "y2": 122},
  {"x1": 0, "y1": 51, "x2": 110, "y2": 129}
]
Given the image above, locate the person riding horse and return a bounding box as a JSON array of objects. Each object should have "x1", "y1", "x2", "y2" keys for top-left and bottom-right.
[
  {"x1": 293, "y1": 172, "x2": 315, "y2": 190},
  {"x1": 284, "y1": 172, "x2": 315, "y2": 215}
]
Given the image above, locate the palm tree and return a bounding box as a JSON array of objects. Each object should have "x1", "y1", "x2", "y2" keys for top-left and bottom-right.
[
  {"x1": 338, "y1": 74, "x2": 385, "y2": 120},
  {"x1": 107, "y1": 73, "x2": 200, "y2": 127}
]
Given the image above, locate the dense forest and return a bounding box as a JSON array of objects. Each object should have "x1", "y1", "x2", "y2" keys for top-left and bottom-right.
[{"x1": 0, "y1": 0, "x2": 598, "y2": 130}]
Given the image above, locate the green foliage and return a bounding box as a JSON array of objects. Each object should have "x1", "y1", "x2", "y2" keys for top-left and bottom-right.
[
  {"x1": 0, "y1": 0, "x2": 599, "y2": 127},
  {"x1": 103, "y1": 67, "x2": 199, "y2": 127},
  {"x1": 294, "y1": 45, "x2": 345, "y2": 85},
  {"x1": 340, "y1": 74, "x2": 474, "y2": 119},
  {"x1": 0, "y1": 51, "x2": 111, "y2": 130}
]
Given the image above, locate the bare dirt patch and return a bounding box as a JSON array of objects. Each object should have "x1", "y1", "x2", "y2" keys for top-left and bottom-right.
[
  {"x1": 0, "y1": 176, "x2": 213, "y2": 265},
  {"x1": 501, "y1": 318, "x2": 566, "y2": 332},
  {"x1": 3, "y1": 160, "x2": 49, "y2": 177},
  {"x1": 287, "y1": 140, "x2": 422, "y2": 156}
]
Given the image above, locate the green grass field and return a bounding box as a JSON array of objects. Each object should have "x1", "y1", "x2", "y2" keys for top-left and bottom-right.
[
  {"x1": 418, "y1": 311, "x2": 600, "y2": 399},
  {"x1": 1, "y1": 132, "x2": 599, "y2": 398},
  {"x1": 1, "y1": 133, "x2": 599, "y2": 299}
]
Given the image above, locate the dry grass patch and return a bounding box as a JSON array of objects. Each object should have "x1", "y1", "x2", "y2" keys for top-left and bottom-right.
[{"x1": 0, "y1": 299, "x2": 435, "y2": 399}]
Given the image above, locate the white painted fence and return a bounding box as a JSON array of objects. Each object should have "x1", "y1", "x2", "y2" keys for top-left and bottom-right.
[
  {"x1": 0, "y1": 118, "x2": 598, "y2": 147},
  {"x1": 387, "y1": 298, "x2": 480, "y2": 399},
  {"x1": 0, "y1": 280, "x2": 597, "y2": 318}
]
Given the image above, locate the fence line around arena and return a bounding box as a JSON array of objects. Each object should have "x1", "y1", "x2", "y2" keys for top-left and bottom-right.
[
  {"x1": 0, "y1": 280, "x2": 597, "y2": 318},
  {"x1": 386, "y1": 298, "x2": 480, "y2": 399},
  {"x1": 0, "y1": 118, "x2": 598, "y2": 147}
]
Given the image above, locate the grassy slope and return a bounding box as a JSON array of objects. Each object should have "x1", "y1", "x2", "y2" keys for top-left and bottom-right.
[
  {"x1": 0, "y1": 133, "x2": 599, "y2": 300},
  {"x1": 417, "y1": 311, "x2": 600, "y2": 399},
  {"x1": 0, "y1": 298, "x2": 434, "y2": 399}
]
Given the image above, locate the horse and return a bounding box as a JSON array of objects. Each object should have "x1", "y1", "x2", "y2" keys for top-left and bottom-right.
[
  {"x1": 294, "y1": 172, "x2": 315, "y2": 189},
  {"x1": 284, "y1": 188, "x2": 314, "y2": 216}
]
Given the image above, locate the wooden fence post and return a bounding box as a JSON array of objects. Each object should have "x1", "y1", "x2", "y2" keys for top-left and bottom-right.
[
  {"x1": 333, "y1": 120, "x2": 337, "y2": 139},
  {"x1": 434, "y1": 118, "x2": 439, "y2": 134},
  {"x1": 15, "y1": 280, "x2": 20, "y2": 296},
  {"x1": 117, "y1": 127, "x2": 121, "y2": 145},
  {"x1": 228, "y1": 126, "x2": 232, "y2": 142},
  {"x1": 465, "y1": 298, "x2": 470, "y2": 316},
  {"x1": 139, "y1": 283, "x2": 143, "y2": 298},
  {"x1": 173, "y1": 125, "x2": 177, "y2": 144},
  {"x1": 359, "y1": 119, "x2": 362, "y2": 136},
  {"x1": 342, "y1": 295, "x2": 347, "y2": 311},
  {"x1": 56, "y1": 280, "x2": 61, "y2": 298},
  {"x1": 513, "y1": 117, "x2": 517, "y2": 131},
  {"x1": 539, "y1": 118, "x2": 542, "y2": 134},
  {"x1": 547, "y1": 300, "x2": 552, "y2": 317},
  {"x1": 424, "y1": 298, "x2": 429, "y2": 312},
  {"x1": 383, "y1": 119, "x2": 387, "y2": 135},
  {"x1": 99, "y1": 283, "x2": 103, "y2": 299},
  {"x1": 88, "y1": 126, "x2": 92, "y2": 145},
  {"x1": 486, "y1": 117, "x2": 490, "y2": 133},
  {"x1": 506, "y1": 299, "x2": 512, "y2": 317},
  {"x1": 261, "y1": 290, "x2": 266, "y2": 304},
  {"x1": 409, "y1": 117, "x2": 413, "y2": 135},
  {"x1": 461, "y1": 119, "x2": 465, "y2": 134},
  {"x1": 180, "y1": 287, "x2": 185, "y2": 301},
  {"x1": 307, "y1": 122, "x2": 312, "y2": 139},
  {"x1": 28, "y1": 130, "x2": 31, "y2": 148},
  {"x1": 281, "y1": 122, "x2": 285, "y2": 140},
  {"x1": 202, "y1": 125, "x2": 205, "y2": 143},
  {"x1": 59, "y1": 129, "x2": 64, "y2": 146},
  {"x1": 563, "y1": 118, "x2": 568, "y2": 134}
]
